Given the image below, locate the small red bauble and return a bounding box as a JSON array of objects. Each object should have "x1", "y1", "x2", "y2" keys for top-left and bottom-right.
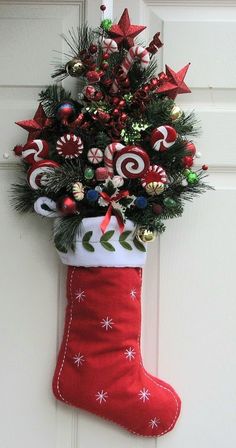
[
  {"x1": 103, "y1": 53, "x2": 110, "y2": 60},
  {"x1": 100, "y1": 4, "x2": 106, "y2": 11},
  {"x1": 86, "y1": 71, "x2": 100, "y2": 83},
  {"x1": 143, "y1": 85, "x2": 150, "y2": 93},
  {"x1": 101, "y1": 61, "x2": 109, "y2": 70},
  {"x1": 202, "y1": 164, "x2": 209, "y2": 171},
  {"x1": 112, "y1": 97, "x2": 120, "y2": 105},
  {"x1": 182, "y1": 156, "x2": 193, "y2": 168},
  {"x1": 151, "y1": 78, "x2": 159, "y2": 88},
  {"x1": 57, "y1": 196, "x2": 77, "y2": 216},
  {"x1": 113, "y1": 108, "x2": 120, "y2": 117},
  {"x1": 94, "y1": 92, "x2": 104, "y2": 101},
  {"x1": 152, "y1": 203, "x2": 163, "y2": 215},
  {"x1": 186, "y1": 142, "x2": 196, "y2": 156},
  {"x1": 120, "y1": 112, "x2": 128, "y2": 122},
  {"x1": 122, "y1": 78, "x2": 130, "y2": 88},
  {"x1": 102, "y1": 79, "x2": 112, "y2": 87},
  {"x1": 89, "y1": 44, "x2": 98, "y2": 54},
  {"x1": 97, "y1": 110, "x2": 110, "y2": 122},
  {"x1": 118, "y1": 99, "x2": 126, "y2": 109}
]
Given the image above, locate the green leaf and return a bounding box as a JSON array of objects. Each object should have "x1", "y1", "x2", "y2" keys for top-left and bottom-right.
[
  {"x1": 101, "y1": 241, "x2": 115, "y2": 252},
  {"x1": 119, "y1": 230, "x2": 132, "y2": 242},
  {"x1": 83, "y1": 231, "x2": 93, "y2": 242},
  {"x1": 82, "y1": 242, "x2": 95, "y2": 252},
  {"x1": 120, "y1": 241, "x2": 132, "y2": 250},
  {"x1": 100, "y1": 230, "x2": 115, "y2": 242},
  {"x1": 54, "y1": 240, "x2": 68, "y2": 254},
  {"x1": 82, "y1": 231, "x2": 95, "y2": 252},
  {"x1": 133, "y1": 238, "x2": 146, "y2": 252}
]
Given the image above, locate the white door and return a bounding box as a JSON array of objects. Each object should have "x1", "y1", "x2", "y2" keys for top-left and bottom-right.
[{"x1": 1, "y1": 1, "x2": 236, "y2": 448}]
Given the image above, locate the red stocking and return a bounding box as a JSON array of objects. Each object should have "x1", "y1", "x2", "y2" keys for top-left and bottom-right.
[{"x1": 53, "y1": 218, "x2": 181, "y2": 437}]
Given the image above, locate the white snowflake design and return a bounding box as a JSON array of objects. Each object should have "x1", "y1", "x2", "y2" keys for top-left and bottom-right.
[
  {"x1": 130, "y1": 288, "x2": 137, "y2": 300},
  {"x1": 73, "y1": 353, "x2": 85, "y2": 367},
  {"x1": 101, "y1": 317, "x2": 114, "y2": 331},
  {"x1": 124, "y1": 347, "x2": 136, "y2": 361},
  {"x1": 75, "y1": 289, "x2": 86, "y2": 303},
  {"x1": 139, "y1": 388, "x2": 151, "y2": 403},
  {"x1": 149, "y1": 417, "x2": 160, "y2": 429},
  {"x1": 96, "y1": 390, "x2": 108, "y2": 404}
]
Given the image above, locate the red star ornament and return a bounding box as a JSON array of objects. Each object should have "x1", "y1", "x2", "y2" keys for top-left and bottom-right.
[
  {"x1": 157, "y1": 63, "x2": 191, "y2": 99},
  {"x1": 109, "y1": 8, "x2": 146, "y2": 48},
  {"x1": 16, "y1": 104, "x2": 52, "y2": 141}
]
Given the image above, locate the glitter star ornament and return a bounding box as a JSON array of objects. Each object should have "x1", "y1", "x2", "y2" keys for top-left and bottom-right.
[
  {"x1": 157, "y1": 64, "x2": 191, "y2": 99},
  {"x1": 109, "y1": 8, "x2": 146, "y2": 48},
  {"x1": 16, "y1": 104, "x2": 52, "y2": 140}
]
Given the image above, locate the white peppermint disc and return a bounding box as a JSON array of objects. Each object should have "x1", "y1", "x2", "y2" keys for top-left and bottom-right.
[{"x1": 87, "y1": 147, "x2": 103, "y2": 164}]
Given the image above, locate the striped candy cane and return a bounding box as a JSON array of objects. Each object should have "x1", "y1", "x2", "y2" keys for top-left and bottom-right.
[
  {"x1": 111, "y1": 46, "x2": 150, "y2": 93},
  {"x1": 104, "y1": 142, "x2": 124, "y2": 177}
]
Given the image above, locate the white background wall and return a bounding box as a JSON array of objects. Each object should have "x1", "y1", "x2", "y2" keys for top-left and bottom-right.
[{"x1": 0, "y1": 1, "x2": 236, "y2": 447}]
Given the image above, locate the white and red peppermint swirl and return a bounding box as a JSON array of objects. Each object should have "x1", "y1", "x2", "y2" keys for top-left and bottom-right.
[
  {"x1": 87, "y1": 147, "x2": 103, "y2": 164},
  {"x1": 114, "y1": 146, "x2": 150, "y2": 179},
  {"x1": 21, "y1": 139, "x2": 49, "y2": 164},
  {"x1": 141, "y1": 165, "x2": 167, "y2": 187},
  {"x1": 150, "y1": 125, "x2": 177, "y2": 152},
  {"x1": 27, "y1": 160, "x2": 60, "y2": 190},
  {"x1": 56, "y1": 133, "x2": 83, "y2": 158},
  {"x1": 102, "y1": 38, "x2": 118, "y2": 54}
]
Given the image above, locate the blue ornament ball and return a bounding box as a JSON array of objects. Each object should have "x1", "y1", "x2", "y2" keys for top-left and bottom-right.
[
  {"x1": 86, "y1": 189, "x2": 99, "y2": 203},
  {"x1": 56, "y1": 102, "x2": 76, "y2": 123},
  {"x1": 135, "y1": 196, "x2": 148, "y2": 209}
]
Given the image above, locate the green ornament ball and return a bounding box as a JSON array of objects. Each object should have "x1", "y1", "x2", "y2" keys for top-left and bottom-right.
[
  {"x1": 187, "y1": 172, "x2": 199, "y2": 185},
  {"x1": 101, "y1": 19, "x2": 113, "y2": 31},
  {"x1": 183, "y1": 169, "x2": 191, "y2": 177},
  {"x1": 84, "y1": 167, "x2": 94, "y2": 180},
  {"x1": 163, "y1": 197, "x2": 177, "y2": 208}
]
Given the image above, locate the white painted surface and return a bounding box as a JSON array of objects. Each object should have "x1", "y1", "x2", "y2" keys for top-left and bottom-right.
[{"x1": 0, "y1": 1, "x2": 235, "y2": 447}]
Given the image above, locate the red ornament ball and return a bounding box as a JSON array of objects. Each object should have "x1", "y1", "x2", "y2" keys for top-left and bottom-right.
[
  {"x1": 182, "y1": 155, "x2": 193, "y2": 168},
  {"x1": 57, "y1": 196, "x2": 77, "y2": 216},
  {"x1": 95, "y1": 167, "x2": 109, "y2": 181},
  {"x1": 89, "y1": 44, "x2": 98, "y2": 54},
  {"x1": 56, "y1": 102, "x2": 76, "y2": 125},
  {"x1": 100, "y1": 4, "x2": 106, "y2": 11},
  {"x1": 86, "y1": 71, "x2": 100, "y2": 83},
  {"x1": 186, "y1": 142, "x2": 196, "y2": 156},
  {"x1": 202, "y1": 164, "x2": 209, "y2": 171},
  {"x1": 152, "y1": 204, "x2": 163, "y2": 215},
  {"x1": 103, "y1": 53, "x2": 110, "y2": 60}
]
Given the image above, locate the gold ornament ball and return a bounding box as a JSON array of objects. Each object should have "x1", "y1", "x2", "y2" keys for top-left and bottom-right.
[
  {"x1": 72, "y1": 182, "x2": 84, "y2": 201},
  {"x1": 170, "y1": 105, "x2": 183, "y2": 121},
  {"x1": 66, "y1": 58, "x2": 85, "y2": 77},
  {"x1": 145, "y1": 181, "x2": 165, "y2": 196},
  {"x1": 136, "y1": 228, "x2": 157, "y2": 243}
]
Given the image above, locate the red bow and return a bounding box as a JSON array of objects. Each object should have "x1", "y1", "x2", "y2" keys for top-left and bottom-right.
[{"x1": 100, "y1": 190, "x2": 130, "y2": 234}]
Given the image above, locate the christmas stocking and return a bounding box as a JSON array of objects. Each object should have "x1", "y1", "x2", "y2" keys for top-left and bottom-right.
[{"x1": 53, "y1": 217, "x2": 181, "y2": 437}]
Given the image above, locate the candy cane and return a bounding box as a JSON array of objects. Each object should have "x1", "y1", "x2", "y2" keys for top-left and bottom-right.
[
  {"x1": 104, "y1": 142, "x2": 124, "y2": 177},
  {"x1": 111, "y1": 46, "x2": 150, "y2": 93},
  {"x1": 34, "y1": 197, "x2": 59, "y2": 217}
]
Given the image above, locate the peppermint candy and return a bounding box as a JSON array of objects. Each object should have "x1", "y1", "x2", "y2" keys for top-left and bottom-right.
[
  {"x1": 87, "y1": 147, "x2": 103, "y2": 164},
  {"x1": 102, "y1": 38, "x2": 118, "y2": 54},
  {"x1": 104, "y1": 142, "x2": 125, "y2": 177},
  {"x1": 56, "y1": 134, "x2": 83, "y2": 158},
  {"x1": 114, "y1": 146, "x2": 150, "y2": 179},
  {"x1": 27, "y1": 160, "x2": 60, "y2": 190},
  {"x1": 20, "y1": 139, "x2": 49, "y2": 164},
  {"x1": 150, "y1": 125, "x2": 177, "y2": 152},
  {"x1": 141, "y1": 165, "x2": 167, "y2": 187}
]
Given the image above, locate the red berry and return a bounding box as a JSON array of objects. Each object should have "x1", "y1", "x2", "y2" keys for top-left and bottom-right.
[
  {"x1": 100, "y1": 4, "x2": 106, "y2": 11},
  {"x1": 118, "y1": 99, "x2": 126, "y2": 109},
  {"x1": 120, "y1": 112, "x2": 128, "y2": 122},
  {"x1": 101, "y1": 61, "x2": 109, "y2": 70},
  {"x1": 112, "y1": 97, "x2": 120, "y2": 105},
  {"x1": 182, "y1": 156, "x2": 193, "y2": 168},
  {"x1": 94, "y1": 92, "x2": 103, "y2": 101},
  {"x1": 152, "y1": 204, "x2": 163, "y2": 215},
  {"x1": 143, "y1": 85, "x2": 150, "y2": 93},
  {"x1": 86, "y1": 70, "x2": 100, "y2": 83},
  {"x1": 103, "y1": 52, "x2": 110, "y2": 60},
  {"x1": 89, "y1": 44, "x2": 98, "y2": 54},
  {"x1": 202, "y1": 164, "x2": 209, "y2": 171},
  {"x1": 102, "y1": 79, "x2": 112, "y2": 87},
  {"x1": 113, "y1": 108, "x2": 120, "y2": 117},
  {"x1": 13, "y1": 145, "x2": 23, "y2": 156},
  {"x1": 122, "y1": 78, "x2": 130, "y2": 87}
]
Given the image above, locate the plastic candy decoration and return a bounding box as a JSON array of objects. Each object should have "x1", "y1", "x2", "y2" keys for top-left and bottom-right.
[
  {"x1": 56, "y1": 134, "x2": 83, "y2": 159},
  {"x1": 114, "y1": 145, "x2": 150, "y2": 179},
  {"x1": 111, "y1": 45, "x2": 150, "y2": 93},
  {"x1": 87, "y1": 147, "x2": 104, "y2": 164},
  {"x1": 104, "y1": 142, "x2": 125, "y2": 176},
  {"x1": 19, "y1": 139, "x2": 49, "y2": 164},
  {"x1": 102, "y1": 38, "x2": 118, "y2": 54},
  {"x1": 27, "y1": 160, "x2": 60, "y2": 190},
  {"x1": 150, "y1": 125, "x2": 177, "y2": 152},
  {"x1": 34, "y1": 197, "x2": 59, "y2": 217},
  {"x1": 141, "y1": 165, "x2": 167, "y2": 187}
]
